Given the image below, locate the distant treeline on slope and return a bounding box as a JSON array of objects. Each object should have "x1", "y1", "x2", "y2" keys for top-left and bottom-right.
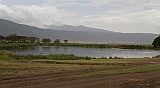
[
  {"x1": 0, "y1": 34, "x2": 40, "y2": 43},
  {"x1": 0, "y1": 34, "x2": 159, "y2": 50},
  {"x1": 0, "y1": 34, "x2": 67, "y2": 44}
]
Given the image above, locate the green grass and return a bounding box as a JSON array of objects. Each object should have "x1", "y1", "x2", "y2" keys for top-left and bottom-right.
[
  {"x1": 0, "y1": 58, "x2": 159, "y2": 79},
  {"x1": 0, "y1": 51, "x2": 93, "y2": 60},
  {"x1": 73, "y1": 65, "x2": 160, "y2": 77},
  {"x1": 10, "y1": 54, "x2": 93, "y2": 60},
  {"x1": 0, "y1": 43, "x2": 156, "y2": 50},
  {"x1": 53, "y1": 58, "x2": 142, "y2": 63},
  {"x1": 0, "y1": 51, "x2": 15, "y2": 60},
  {"x1": 39, "y1": 43, "x2": 154, "y2": 50},
  {"x1": 0, "y1": 43, "x2": 35, "y2": 50},
  {"x1": 0, "y1": 60, "x2": 113, "y2": 78},
  {"x1": 156, "y1": 86, "x2": 160, "y2": 88}
]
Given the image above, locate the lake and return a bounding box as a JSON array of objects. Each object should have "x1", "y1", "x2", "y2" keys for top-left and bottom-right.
[{"x1": 11, "y1": 46, "x2": 160, "y2": 58}]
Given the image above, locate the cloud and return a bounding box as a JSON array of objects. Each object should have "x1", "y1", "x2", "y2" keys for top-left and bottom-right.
[
  {"x1": 0, "y1": 0, "x2": 160, "y2": 33},
  {"x1": 1, "y1": 0, "x2": 46, "y2": 6},
  {"x1": 75, "y1": 10, "x2": 160, "y2": 33},
  {"x1": 0, "y1": 3, "x2": 76, "y2": 27},
  {"x1": 89, "y1": 0, "x2": 120, "y2": 6}
]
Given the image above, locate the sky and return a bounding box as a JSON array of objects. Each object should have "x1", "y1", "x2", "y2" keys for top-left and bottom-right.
[{"x1": 0, "y1": 0, "x2": 160, "y2": 34}]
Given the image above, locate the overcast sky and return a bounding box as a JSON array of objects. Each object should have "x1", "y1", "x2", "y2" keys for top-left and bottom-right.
[{"x1": 0, "y1": 0, "x2": 160, "y2": 33}]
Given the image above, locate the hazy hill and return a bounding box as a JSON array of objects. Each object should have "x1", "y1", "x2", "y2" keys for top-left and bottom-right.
[
  {"x1": 48, "y1": 25, "x2": 114, "y2": 33},
  {"x1": 0, "y1": 18, "x2": 158, "y2": 44}
]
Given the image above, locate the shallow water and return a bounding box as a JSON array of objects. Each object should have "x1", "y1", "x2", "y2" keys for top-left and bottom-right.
[{"x1": 11, "y1": 46, "x2": 160, "y2": 58}]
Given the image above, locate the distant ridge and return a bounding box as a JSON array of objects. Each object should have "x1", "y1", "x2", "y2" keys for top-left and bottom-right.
[
  {"x1": 48, "y1": 25, "x2": 114, "y2": 33},
  {"x1": 0, "y1": 18, "x2": 158, "y2": 44}
]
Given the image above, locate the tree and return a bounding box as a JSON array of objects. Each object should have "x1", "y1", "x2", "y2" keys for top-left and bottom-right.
[
  {"x1": 6, "y1": 34, "x2": 18, "y2": 43},
  {"x1": 0, "y1": 34, "x2": 41, "y2": 43},
  {"x1": 54, "y1": 39, "x2": 60, "y2": 44},
  {"x1": 152, "y1": 36, "x2": 160, "y2": 48},
  {"x1": 0, "y1": 35, "x2": 4, "y2": 42},
  {"x1": 42, "y1": 38, "x2": 51, "y2": 43},
  {"x1": 28, "y1": 37, "x2": 39, "y2": 43},
  {"x1": 64, "y1": 40, "x2": 68, "y2": 44},
  {"x1": 17, "y1": 36, "x2": 28, "y2": 43}
]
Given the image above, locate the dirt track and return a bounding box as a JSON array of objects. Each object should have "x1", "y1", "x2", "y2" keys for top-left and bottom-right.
[
  {"x1": 0, "y1": 58, "x2": 160, "y2": 88},
  {"x1": 0, "y1": 70, "x2": 160, "y2": 88}
]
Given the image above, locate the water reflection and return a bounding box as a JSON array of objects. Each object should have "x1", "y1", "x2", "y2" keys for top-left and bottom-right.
[
  {"x1": 63, "y1": 47, "x2": 70, "y2": 52},
  {"x1": 54, "y1": 46, "x2": 60, "y2": 51},
  {"x1": 11, "y1": 46, "x2": 160, "y2": 58},
  {"x1": 42, "y1": 46, "x2": 51, "y2": 51}
]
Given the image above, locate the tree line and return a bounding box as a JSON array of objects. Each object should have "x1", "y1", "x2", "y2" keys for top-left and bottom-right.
[
  {"x1": 1, "y1": 34, "x2": 159, "y2": 48},
  {"x1": 0, "y1": 34, "x2": 68, "y2": 44}
]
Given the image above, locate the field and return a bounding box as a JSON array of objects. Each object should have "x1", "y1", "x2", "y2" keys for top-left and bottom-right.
[{"x1": 0, "y1": 58, "x2": 160, "y2": 88}]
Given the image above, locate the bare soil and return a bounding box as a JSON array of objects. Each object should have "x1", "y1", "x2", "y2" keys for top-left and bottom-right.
[
  {"x1": 0, "y1": 70, "x2": 160, "y2": 88},
  {"x1": 0, "y1": 59, "x2": 160, "y2": 88}
]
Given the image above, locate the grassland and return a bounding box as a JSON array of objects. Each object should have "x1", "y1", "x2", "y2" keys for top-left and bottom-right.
[
  {"x1": 0, "y1": 43, "x2": 156, "y2": 50},
  {"x1": 0, "y1": 43, "x2": 35, "y2": 50},
  {"x1": 0, "y1": 54, "x2": 160, "y2": 88},
  {"x1": 0, "y1": 56, "x2": 160, "y2": 79},
  {"x1": 40, "y1": 43, "x2": 155, "y2": 49},
  {"x1": 0, "y1": 51, "x2": 93, "y2": 60}
]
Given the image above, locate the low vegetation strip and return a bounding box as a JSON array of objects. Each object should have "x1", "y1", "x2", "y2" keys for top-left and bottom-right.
[
  {"x1": 73, "y1": 65, "x2": 160, "y2": 78},
  {"x1": 40, "y1": 43, "x2": 154, "y2": 49},
  {"x1": 0, "y1": 50, "x2": 124, "y2": 60},
  {"x1": 0, "y1": 50, "x2": 93, "y2": 60},
  {"x1": 0, "y1": 43, "x2": 35, "y2": 50},
  {"x1": 0, "y1": 42, "x2": 156, "y2": 50},
  {"x1": 0, "y1": 53, "x2": 93, "y2": 60},
  {"x1": 153, "y1": 55, "x2": 160, "y2": 58}
]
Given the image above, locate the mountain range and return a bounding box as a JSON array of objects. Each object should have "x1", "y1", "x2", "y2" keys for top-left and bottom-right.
[{"x1": 0, "y1": 18, "x2": 158, "y2": 44}]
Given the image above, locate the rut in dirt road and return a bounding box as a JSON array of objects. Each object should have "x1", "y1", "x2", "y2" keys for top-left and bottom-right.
[{"x1": 0, "y1": 70, "x2": 160, "y2": 88}]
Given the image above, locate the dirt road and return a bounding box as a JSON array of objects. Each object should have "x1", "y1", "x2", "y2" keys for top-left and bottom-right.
[{"x1": 0, "y1": 70, "x2": 160, "y2": 88}]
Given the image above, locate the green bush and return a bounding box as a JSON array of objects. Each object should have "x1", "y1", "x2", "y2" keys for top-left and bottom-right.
[
  {"x1": 153, "y1": 55, "x2": 160, "y2": 58},
  {"x1": 0, "y1": 51, "x2": 15, "y2": 60}
]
